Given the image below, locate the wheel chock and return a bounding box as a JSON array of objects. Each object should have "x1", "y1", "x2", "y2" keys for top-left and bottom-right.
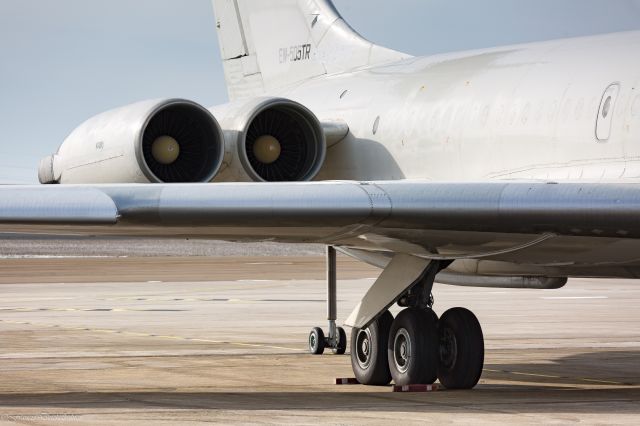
[
  {"x1": 393, "y1": 384, "x2": 439, "y2": 392},
  {"x1": 335, "y1": 378, "x2": 360, "y2": 385}
]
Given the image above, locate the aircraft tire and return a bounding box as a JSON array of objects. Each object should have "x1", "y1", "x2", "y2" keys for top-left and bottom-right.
[
  {"x1": 308, "y1": 327, "x2": 325, "y2": 355},
  {"x1": 437, "y1": 307, "x2": 484, "y2": 389},
  {"x1": 350, "y1": 310, "x2": 393, "y2": 385},
  {"x1": 332, "y1": 327, "x2": 347, "y2": 355},
  {"x1": 388, "y1": 308, "x2": 439, "y2": 386},
  {"x1": 425, "y1": 309, "x2": 440, "y2": 384}
]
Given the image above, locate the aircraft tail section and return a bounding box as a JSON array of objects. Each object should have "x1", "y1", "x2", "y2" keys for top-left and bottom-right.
[{"x1": 212, "y1": 0, "x2": 410, "y2": 100}]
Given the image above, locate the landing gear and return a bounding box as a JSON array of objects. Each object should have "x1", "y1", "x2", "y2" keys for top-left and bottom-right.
[
  {"x1": 344, "y1": 255, "x2": 485, "y2": 389},
  {"x1": 351, "y1": 310, "x2": 393, "y2": 385},
  {"x1": 308, "y1": 246, "x2": 348, "y2": 355},
  {"x1": 388, "y1": 308, "x2": 439, "y2": 386},
  {"x1": 437, "y1": 307, "x2": 484, "y2": 389},
  {"x1": 308, "y1": 325, "x2": 347, "y2": 355},
  {"x1": 311, "y1": 249, "x2": 485, "y2": 389}
]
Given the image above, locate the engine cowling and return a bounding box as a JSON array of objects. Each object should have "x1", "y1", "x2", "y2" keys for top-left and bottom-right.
[
  {"x1": 39, "y1": 99, "x2": 225, "y2": 184},
  {"x1": 211, "y1": 98, "x2": 326, "y2": 182}
]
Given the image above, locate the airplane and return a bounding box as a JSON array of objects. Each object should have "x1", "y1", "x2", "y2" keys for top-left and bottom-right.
[{"x1": 2, "y1": 0, "x2": 640, "y2": 389}]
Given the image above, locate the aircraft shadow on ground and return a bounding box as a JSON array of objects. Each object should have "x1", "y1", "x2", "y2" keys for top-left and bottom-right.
[
  {"x1": 0, "y1": 351, "x2": 638, "y2": 413},
  {"x1": 483, "y1": 350, "x2": 640, "y2": 386}
]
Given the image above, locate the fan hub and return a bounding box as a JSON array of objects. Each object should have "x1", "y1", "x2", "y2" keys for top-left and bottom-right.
[
  {"x1": 253, "y1": 135, "x2": 282, "y2": 164},
  {"x1": 151, "y1": 136, "x2": 180, "y2": 165}
]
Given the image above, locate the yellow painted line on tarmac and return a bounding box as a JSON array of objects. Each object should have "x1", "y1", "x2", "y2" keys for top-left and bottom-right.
[
  {"x1": 121, "y1": 331, "x2": 150, "y2": 337},
  {"x1": 156, "y1": 335, "x2": 184, "y2": 340},
  {"x1": 189, "y1": 338, "x2": 224, "y2": 344},
  {"x1": 484, "y1": 368, "x2": 628, "y2": 386}
]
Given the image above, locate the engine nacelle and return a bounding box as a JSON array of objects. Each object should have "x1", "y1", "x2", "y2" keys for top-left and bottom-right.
[
  {"x1": 211, "y1": 98, "x2": 326, "y2": 182},
  {"x1": 39, "y1": 99, "x2": 225, "y2": 184}
]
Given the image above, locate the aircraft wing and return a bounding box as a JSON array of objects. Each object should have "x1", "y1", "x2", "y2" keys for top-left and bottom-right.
[{"x1": 1, "y1": 181, "x2": 640, "y2": 263}]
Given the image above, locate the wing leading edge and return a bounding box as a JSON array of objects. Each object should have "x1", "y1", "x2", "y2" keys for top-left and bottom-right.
[{"x1": 1, "y1": 181, "x2": 640, "y2": 263}]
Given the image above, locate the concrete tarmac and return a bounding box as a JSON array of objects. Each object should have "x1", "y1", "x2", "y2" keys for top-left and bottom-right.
[{"x1": 0, "y1": 255, "x2": 638, "y2": 425}]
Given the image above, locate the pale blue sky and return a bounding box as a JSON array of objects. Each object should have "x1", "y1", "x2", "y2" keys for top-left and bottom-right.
[{"x1": 2, "y1": 0, "x2": 640, "y2": 183}]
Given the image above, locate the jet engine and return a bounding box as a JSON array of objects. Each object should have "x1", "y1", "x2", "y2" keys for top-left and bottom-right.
[
  {"x1": 211, "y1": 98, "x2": 326, "y2": 182},
  {"x1": 39, "y1": 99, "x2": 225, "y2": 184}
]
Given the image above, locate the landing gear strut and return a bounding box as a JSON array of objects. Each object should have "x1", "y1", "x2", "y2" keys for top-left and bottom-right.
[{"x1": 308, "y1": 246, "x2": 347, "y2": 355}]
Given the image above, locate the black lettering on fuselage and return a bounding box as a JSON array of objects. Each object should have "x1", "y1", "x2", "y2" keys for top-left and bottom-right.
[{"x1": 278, "y1": 44, "x2": 312, "y2": 63}]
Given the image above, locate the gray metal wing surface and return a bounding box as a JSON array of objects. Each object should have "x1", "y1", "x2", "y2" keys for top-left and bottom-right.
[{"x1": 2, "y1": 181, "x2": 640, "y2": 269}]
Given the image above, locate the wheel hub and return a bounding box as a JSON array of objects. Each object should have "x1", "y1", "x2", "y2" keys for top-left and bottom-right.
[
  {"x1": 355, "y1": 329, "x2": 372, "y2": 369},
  {"x1": 309, "y1": 333, "x2": 317, "y2": 349},
  {"x1": 393, "y1": 328, "x2": 411, "y2": 373}
]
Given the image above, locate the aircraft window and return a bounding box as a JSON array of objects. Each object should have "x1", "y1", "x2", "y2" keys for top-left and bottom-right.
[
  {"x1": 340, "y1": 90, "x2": 348, "y2": 99},
  {"x1": 596, "y1": 83, "x2": 620, "y2": 141},
  {"x1": 373, "y1": 116, "x2": 380, "y2": 135}
]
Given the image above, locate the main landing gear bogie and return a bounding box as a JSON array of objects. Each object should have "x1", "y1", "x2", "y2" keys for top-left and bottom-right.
[
  {"x1": 309, "y1": 247, "x2": 485, "y2": 390},
  {"x1": 348, "y1": 307, "x2": 484, "y2": 389}
]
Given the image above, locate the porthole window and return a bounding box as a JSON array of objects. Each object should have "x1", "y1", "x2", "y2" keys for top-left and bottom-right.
[{"x1": 596, "y1": 83, "x2": 620, "y2": 141}]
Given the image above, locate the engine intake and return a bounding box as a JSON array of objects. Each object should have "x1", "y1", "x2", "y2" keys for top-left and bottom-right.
[
  {"x1": 213, "y1": 98, "x2": 325, "y2": 182},
  {"x1": 140, "y1": 102, "x2": 223, "y2": 183},
  {"x1": 242, "y1": 103, "x2": 324, "y2": 182}
]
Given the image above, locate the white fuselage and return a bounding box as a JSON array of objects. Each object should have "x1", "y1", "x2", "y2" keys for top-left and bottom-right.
[{"x1": 276, "y1": 31, "x2": 640, "y2": 182}]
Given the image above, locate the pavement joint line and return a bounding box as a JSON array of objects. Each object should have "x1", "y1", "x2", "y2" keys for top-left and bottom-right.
[
  {"x1": 483, "y1": 368, "x2": 628, "y2": 386},
  {"x1": 0, "y1": 298, "x2": 329, "y2": 313},
  {"x1": 580, "y1": 377, "x2": 628, "y2": 385},
  {"x1": 0, "y1": 319, "x2": 304, "y2": 353},
  {"x1": 540, "y1": 296, "x2": 609, "y2": 300}
]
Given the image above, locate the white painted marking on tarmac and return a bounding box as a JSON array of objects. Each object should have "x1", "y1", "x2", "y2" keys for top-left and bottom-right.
[{"x1": 541, "y1": 296, "x2": 608, "y2": 300}]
